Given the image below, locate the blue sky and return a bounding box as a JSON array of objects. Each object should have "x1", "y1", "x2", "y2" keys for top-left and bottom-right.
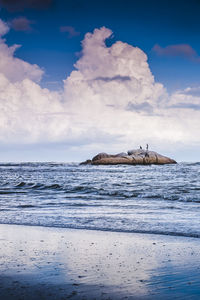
[
  {"x1": 0, "y1": 0, "x2": 200, "y2": 161},
  {"x1": 2, "y1": 0, "x2": 200, "y2": 91}
]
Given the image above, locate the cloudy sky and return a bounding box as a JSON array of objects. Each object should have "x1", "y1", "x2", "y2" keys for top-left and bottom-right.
[{"x1": 0, "y1": 0, "x2": 199, "y2": 162}]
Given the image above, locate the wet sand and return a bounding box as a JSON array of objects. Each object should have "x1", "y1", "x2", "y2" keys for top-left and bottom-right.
[{"x1": 1, "y1": 224, "x2": 200, "y2": 299}]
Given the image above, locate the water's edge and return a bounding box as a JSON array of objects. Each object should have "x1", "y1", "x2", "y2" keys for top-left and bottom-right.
[{"x1": 0, "y1": 162, "x2": 199, "y2": 238}]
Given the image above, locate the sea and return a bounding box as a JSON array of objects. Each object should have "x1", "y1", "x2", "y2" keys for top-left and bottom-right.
[{"x1": 0, "y1": 162, "x2": 200, "y2": 238}]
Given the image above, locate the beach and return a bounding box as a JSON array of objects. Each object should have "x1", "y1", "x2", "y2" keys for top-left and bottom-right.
[
  {"x1": 0, "y1": 0, "x2": 200, "y2": 298},
  {"x1": 1, "y1": 224, "x2": 200, "y2": 299}
]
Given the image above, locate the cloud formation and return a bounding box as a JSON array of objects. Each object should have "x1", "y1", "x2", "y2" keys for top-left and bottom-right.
[
  {"x1": 11, "y1": 17, "x2": 34, "y2": 32},
  {"x1": 180, "y1": 86, "x2": 200, "y2": 97},
  {"x1": 60, "y1": 26, "x2": 80, "y2": 38},
  {"x1": 93, "y1": 75, "x2": 131, "y2": 82},
  {"x1": 152, "y1": 44, "x2": 200, "y2": 62},
  {"x1": 0, "y1": 20, "x2": 199, "y2": 158},
  {"x1": 169, "y1": 87, "x2": 200, "y2": 111},
  {"x1": 64, "y1": 27, "x2": 166, "y2": 110},
  {"x1": 0, "y1": 20, "x2": 43, "y2": 82},
  {"x1": 0, "y1": 0, "x2": 52, "y2": 11},
  {"x1": 126, "y1": 101, "x2": 153, "y2": 113}
]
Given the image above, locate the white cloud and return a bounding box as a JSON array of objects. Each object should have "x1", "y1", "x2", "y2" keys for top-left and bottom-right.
[
  {"x1": 0, "y1": 20, "x2": 43, "y2": 83},
  {"x1": 0, "y1": 19, "x2": 9, "y2": 36},
  {"x1": 65, "y1": 27, "x2": 166, "y2": 110},
  {"x1": 0, "y1": 21, "x2": 199, "y2": 160},
  {"x1": 169, "y1": 87, "x2": 200, "y2": 110}
]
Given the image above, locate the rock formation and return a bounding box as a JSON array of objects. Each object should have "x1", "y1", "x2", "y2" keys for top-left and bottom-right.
[{"x1": 80, "y1": 149, "x2": 177, "y2": 165}]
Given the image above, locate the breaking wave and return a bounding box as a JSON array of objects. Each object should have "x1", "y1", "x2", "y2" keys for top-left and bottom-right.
[{"x1": 0, "y1": 162, "x2": 199, "y2": 238}]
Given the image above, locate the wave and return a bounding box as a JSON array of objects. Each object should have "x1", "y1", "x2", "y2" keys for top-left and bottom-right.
[
  {"x1": 1, "y1": 181, "x2": 199, "y2": 203},
  {"x1": 14, "y1": 182, "x2": 62, "y2": 190},
  {"x1": 17, "y1": 205, "x2": 37, "y2": 208},
  {"x1": 0, "y1": 162, "x2": 78, "y2": 168},
  {"x1": 0, "y1": 162, "x2": 200, "y2": 240},
  {"x1": 1, "y1": 221, "x2": 200, "y2": 239},
  {"x1": 0, "y1": 190, "x2": 26, "y2": 194},
  {"x1": 180, "y1": 162, "x2": 200, "y2": 166}
]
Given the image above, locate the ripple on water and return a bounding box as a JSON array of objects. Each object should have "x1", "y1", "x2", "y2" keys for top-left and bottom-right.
[{"x1": 0, "y1": 162, "x2": 199, "y2": 238}]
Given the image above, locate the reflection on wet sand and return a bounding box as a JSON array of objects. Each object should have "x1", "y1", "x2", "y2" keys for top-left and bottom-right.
[{"x1": 1, "y1": 224, "x2": 200, "y2": 299}]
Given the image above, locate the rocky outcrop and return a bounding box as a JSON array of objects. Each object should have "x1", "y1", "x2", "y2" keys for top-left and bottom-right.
[
  {"x1": 80, "y1": 149, "x2": 177, "y2": 165},
  {"x1": 80, "y1": 159, "x2": 92, "y2": 165}
]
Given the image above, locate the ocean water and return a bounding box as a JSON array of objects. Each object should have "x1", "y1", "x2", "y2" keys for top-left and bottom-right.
[{"x1": 0, "y1": 162, "x2": 200, "y2": 238}]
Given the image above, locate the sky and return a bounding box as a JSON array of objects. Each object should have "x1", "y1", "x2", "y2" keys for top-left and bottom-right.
[{"x1": 0, "y1": 0, "x2": 199, "y2": 162}]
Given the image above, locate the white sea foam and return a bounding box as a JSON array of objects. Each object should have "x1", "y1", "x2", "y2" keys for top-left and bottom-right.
[{"x1": 0, "y1": 162, "x2": 199, "y2": 238}]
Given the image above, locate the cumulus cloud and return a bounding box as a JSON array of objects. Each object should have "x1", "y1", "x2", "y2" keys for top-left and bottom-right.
[
  {"x1": 168, "y1": 87, "x2": 200, "y2": 111},
  {"x1": 11, "y1": 17, "x2": 34, "y2": 32},
  {"x1": 64, "y1": 27, "x2": 166, "y2": 110},
  {"x1": 60, "y1": 26, "x2": 80, "y2": 38},
  {"x1": 0, "y1": 0, "x2": 52, "y2": 12},
  {"x1": 152, "y1": 43, "x2": 200, "y2": 62},
  {"x1": 0, "y1": 20, "x2": 43, "y2": 82},
  {"x1": 0, "y1": 20, "x2": 199, "y2": 159}
]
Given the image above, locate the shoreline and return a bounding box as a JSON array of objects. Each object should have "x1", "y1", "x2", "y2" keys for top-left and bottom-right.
[
  {"x1": 1, "y1": 224, "x2": 200, "y2": 299},
  {"x1": 1, "y1": 222, "x2": 200, "y2": 239}
]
